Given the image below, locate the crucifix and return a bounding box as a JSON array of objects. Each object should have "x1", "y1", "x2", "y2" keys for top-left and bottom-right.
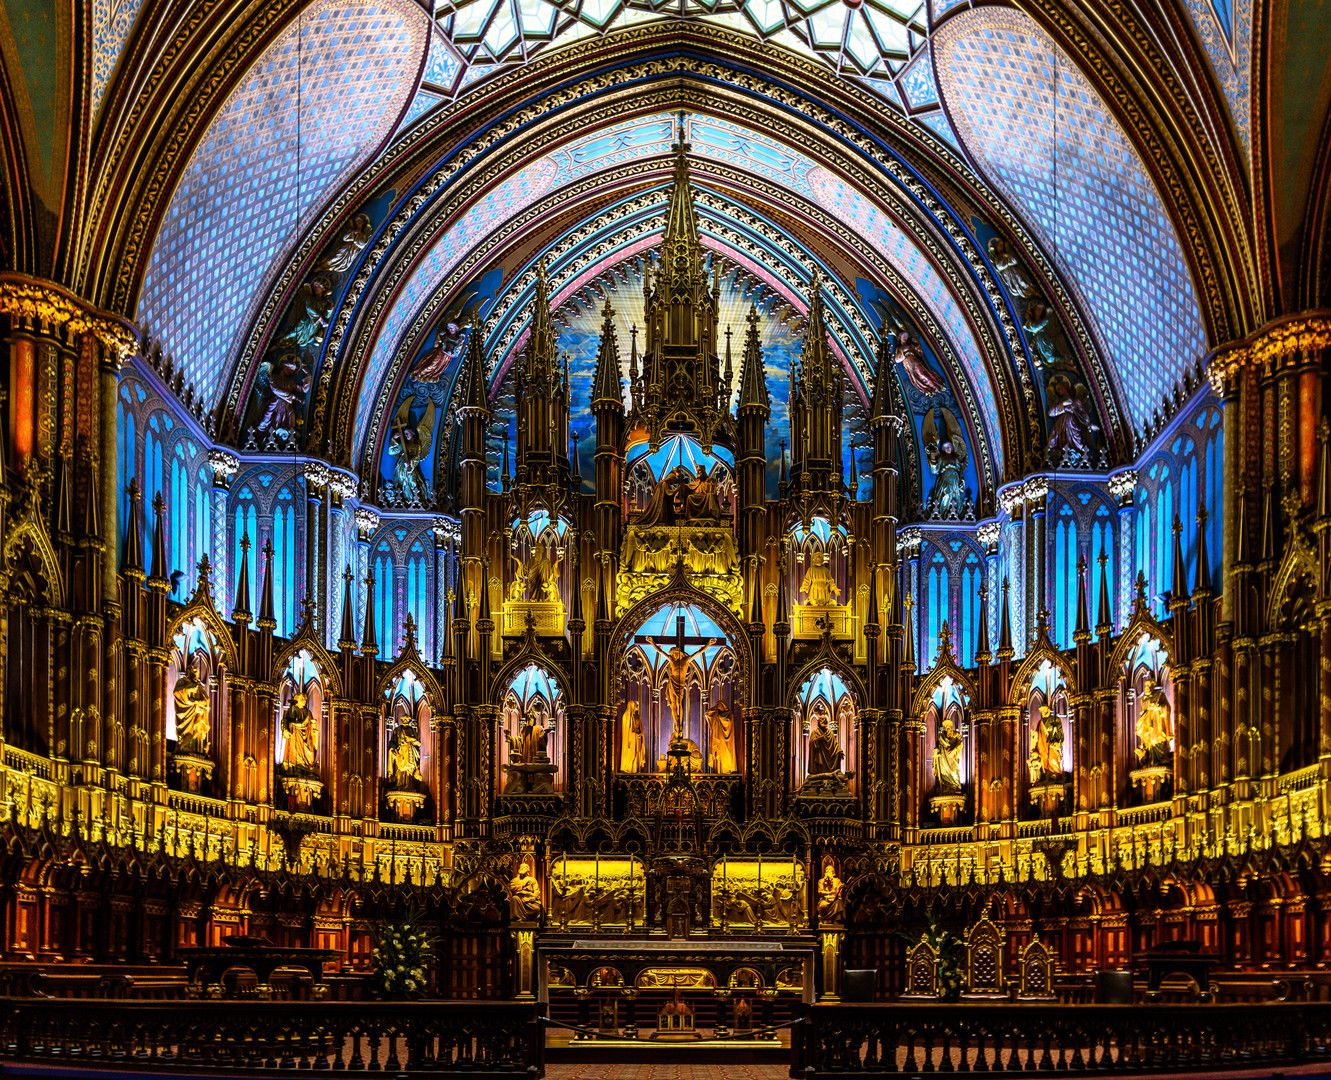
[{"x1": 645, "y1": 615, "x2": 713, "y2": 743}]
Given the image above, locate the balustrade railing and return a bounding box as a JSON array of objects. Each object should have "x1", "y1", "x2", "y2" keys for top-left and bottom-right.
[
  {"x1": 0, "y1": 998, "x2": 541, "y2": 1077},
  {"x1": 794, "y1": 1002, "x2": 1331, "y2": 1076}
]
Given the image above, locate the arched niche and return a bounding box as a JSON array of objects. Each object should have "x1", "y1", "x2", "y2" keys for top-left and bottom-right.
[
  {"x1": 922, "y1": 675, "x2": 972, "y2": 818},
  {"x1": 381, "y1": 668, "x2": 435, "y2": 823},
  {"x1": 167, "y1": 616, "x2": 229, "y2": 795},
  {"x1": 1118, "y1": 631, "x2": 1173, "y2": 805},
  {"x1": 1021, "y1": 657, "x2": 1072, "y2": 819},
  {"x1": 507, "y1": 509, "x2": 571, "y2": 607},
  {"x1": 274, "y1": 649, "x2": 331, "y2": 812},
  {"x1": 617, "y1": 601, "x2": 740, "y2": 774},
  {"x1": 790, "y1": 667, "x2": 858, "y2": 795},
  {"x1": 786, "y1": 515, "x2": 849, "y2": 610},
  {"x1": 497, "y1": 662, "x2": 566, "y2": 793},
  {"x1": 624, "y1": 433, "x2": 735, "y2": 524}
]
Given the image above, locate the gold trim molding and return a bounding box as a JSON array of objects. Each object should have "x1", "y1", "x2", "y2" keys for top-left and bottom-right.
[
  {"x1": 1207, "y1": 311, "x2": 1331, "y2": 389},
  {"x1": 0, "y1": 274, "x2": 139, "y2": 364}
]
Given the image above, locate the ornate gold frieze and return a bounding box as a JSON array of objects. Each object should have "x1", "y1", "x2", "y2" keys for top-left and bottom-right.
[
  {"x1": 1208, "y1": 314, "x2": 1331, "y2": 390},
  {"x1": 0, "y1": 277, "x2": 139, "y2": 364},
  {"x1": 616, "y1": 524, "x2": 742, "y2": 617}
]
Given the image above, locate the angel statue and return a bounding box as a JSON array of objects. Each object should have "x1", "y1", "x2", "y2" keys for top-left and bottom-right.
[
  {"x1": 923, "y1": 405, "x2": 972, "y2": 521},
  {"x1": 987, "y1": 236, "x2": 1033, "y2": 299},
  {"x1": 1136, "y1": 679, "x2": 1173, "y2": 768},
  {"x1": 283, "y1": 276, "x2": 333, "y2": 350},
  {"x1": 1046, "y1": 374, "x2": 1100, "y2": 467},
  {"x1": 388, "y1": 399, "x2": 435, "y2": 505},
  {"x1": 255, "y1": 352, "x2": 312, "y2": 437},
  {"x1": 387, "y1": 722, "x2": 423, "y2": 790},
  {"x1": 893, "y1": 330, "x2": 947, "y2": 397},
  {"x1": 1022, "y1": 300, "x2": 1073, "y2": 372},
  {"x1": 319, "y1": 212, "x2": 372, "y2": 274}
]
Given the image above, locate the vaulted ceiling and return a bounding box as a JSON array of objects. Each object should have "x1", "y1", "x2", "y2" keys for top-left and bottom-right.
[{"x1": 2, "y1": 0, "x2": 1318, "y2": 501}]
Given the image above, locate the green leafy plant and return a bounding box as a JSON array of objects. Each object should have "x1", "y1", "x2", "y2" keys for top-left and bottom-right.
[
  {"x1": 372, "y1": 907, "x2": 435, "y2": 999},
  {"x1": 902, "y1": 913, "x2": 966, "y2": 1001}
]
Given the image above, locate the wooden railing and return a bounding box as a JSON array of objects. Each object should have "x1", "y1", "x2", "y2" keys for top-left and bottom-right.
[
  {"x1": 793, "y1": 1002, "x2": 1331, "y2": 1075},
  {"x1": 0, "y1": 998, "x2": 541, "y2": 1077}
]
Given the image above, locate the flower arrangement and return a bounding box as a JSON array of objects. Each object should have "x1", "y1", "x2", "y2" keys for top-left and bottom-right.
[
  {"x1": 372, "y1": 908, "x2": 435, "y2": 999},
  {"x1": 901, "y1": 914, "x2": 966, "y2": 1001}
]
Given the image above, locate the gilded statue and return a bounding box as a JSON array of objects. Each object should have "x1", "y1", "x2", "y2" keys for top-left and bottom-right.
[
  {"x1": 507, "y1": 858, "x2": 543, "y2": 922},
  {"x1": 923, "y1": 405, "x2": 971, "y2": 521},
  {"x1": 279, "y1": 691, "x2": 317, "y2": 774},
  {"x1": 817, "y1": 859, "x2": 844, "y2": 923},
  {"x1": 638, "y1": 463, "x2": 725, "y2": 526},
  {"x1": 387, "y1": 722, "x2": 423, "y2": 790},
  {"x1": 620, "y1": 699, "x2": 645, "y2": 773},
  {"x1": 646, "y1": 637, "x2": 714, "y2": 741},
  {"x1": 508, "y1": 545, "x2": 562, "y2": 603},
  {"x1": 706, "y1": 700, "x2": 737, "y2": 773},
  {"x1": 173, "y1": 656, "x2": 211, "y2": 756},
  {"x1": 682, "y1": 463, "x2": 723, "y2": 519},
  {"x1": 798, "y1": 550, "x2": 840, "y2": 606},
  {"x1": 1027, "y1": 705, "x2": 1064, "y2": 785},
  {"x1": 933, "y1": 715, "x2": 963, "y2": 795},
  {"x1": 506, "y1": 710, "x2": 552, "y2": 765},
  {"x1": 1136, "y1": 679, "x2": 1173, "y2": 768}
]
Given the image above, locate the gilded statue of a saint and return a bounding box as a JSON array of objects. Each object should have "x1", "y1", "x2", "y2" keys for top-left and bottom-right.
[
  {"x1": 387, "y1": 723, "x2": 423, "y2": 790},
  {"x1": 933, "y1": 716, "x2": 963, "y2": 795},
  {"x1": 683, "y1": 463, "x2": 723, "y2": 520},
  {"x1": 646, "y1": 637, "x2": 714, "y2": 741},
  {"x1": 1027, "y1": 705, "x2": 1064, "y2": 785},
  {"x1": 799, "y1": 550, "x2": 840, "y2": 606},
  {"x1": 816, "y1": 859, "x2": 844, "y2": 923},
  {"x1": 1136, "y1": 679, "x2": 1173, "y2": 768},
  {"x1": 507, "y1": 858, "x2": 543, "y2": 922},
  {"x1": 706, "y1": 701, "x2": 737, "y2": 773},
  {"x1": 279, "y1": 691, "x2": 317, "y2": 773},
  {"x1": 620, "y1": 700, "x2": 645, "y2": 773},
  {"x1": 173, "y1": 657, "x2": 211, "y2": 756}
]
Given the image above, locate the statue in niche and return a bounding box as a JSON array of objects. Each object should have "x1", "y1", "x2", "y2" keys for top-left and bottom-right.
[
  {"x1": 987, "y1": 237, "x2": 1033, "y2": 299},
  {"x1": 174, "y1": 656, "x2": 211, "y2": 756},
  {"x1": 1026, "y1": 705, "x2": 1064, "y2": 785},
  {"x1": 646, "y1": 637, "x2": 714, "y2": 742},
  {"x1": 893, "y1": 330, "x2": 947, "y2": 397},
  {"x1": 507, "y1": 857, "x2": 543, "y2": 922},
  {"x1": 255, "y1": 351, "x2": 312, "y2": 437},
  {"x1": 1046, "y1": 373, "x2": 1100, "y2": 467},
  {"x1": 506, "y1": 709, "x2": 552, "y2": 766},
  {"x1": 388, "y1": 399, "x2": 435, "y2": 506},
  {"x1": 279, "y1": 691, "x2": 318, "y2": 775},
  {"x1": 933, "y1": 715, "x2": 963, "y2": 795},
  {"x1": 508, "y1": 544, "x2": 562, "y2": 603},
  {"x1": 319, "y1": 213, "x2": 372, "y2": 274},
  {"x1": 1136, "y1": 679, "x2": 1174, "y2": 768},
  {"x1": 681, "y1": 463, "x2": 723, "y2": 520},
  {"x1": 800, "y1": 701, "x2": 854, "y2": 796},
  {"x1": 817, "y1": 858, "x2": 844, "y2": 923},
  {"x1": 923, "y1": 405, "x2": 972, "y2": 520},
  {"x1": 706, "y1": 700, "x2": 737, "y2": 773},
  {"x1": 620, "y1": 699, "x2": 645, "y2": 773},
  {"x1": 283, "y1": 277, "x2": 333, "y2": 351},
  {"x1": 387, "y1": 722, "x2": 423, "y2": 790},
  {"x1": 799, "y1": 550, "x2": 841, "y2": 606}
]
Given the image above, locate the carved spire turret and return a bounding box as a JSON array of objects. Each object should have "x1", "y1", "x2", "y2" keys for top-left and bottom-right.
[
  {"x1": 513, "y1": 259, "x2": 568, "y2": 494},
  {"x1": 788, "y1": 271, "x2": 846, "y2": 519},
  {"x1": 638, "y1": 113, "x2": 724, "y2": 451}
]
